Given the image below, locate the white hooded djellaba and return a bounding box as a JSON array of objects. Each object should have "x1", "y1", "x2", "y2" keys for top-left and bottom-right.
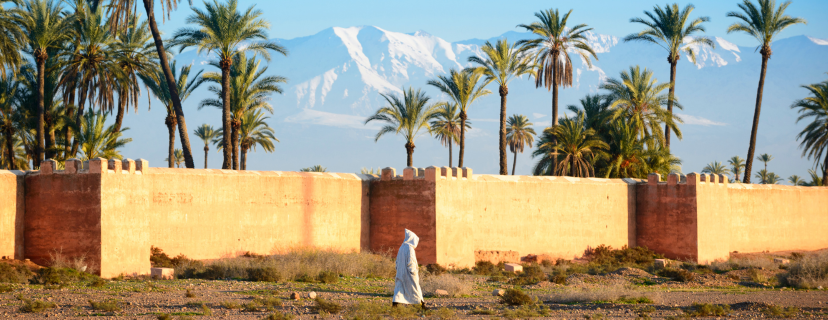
[{"x1": 392, "y1": 229, "x2": 424, "y2": 305}]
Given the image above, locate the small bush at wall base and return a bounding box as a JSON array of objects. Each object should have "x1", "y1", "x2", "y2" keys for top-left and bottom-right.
[
  {"x1": 150, "y1": 246, "x2": 195, "y2": 268},
  {"x1": 426, "y1": 264, "x2": 447, "y2": 276},
  {"x1": 0, "y1": 264, "x2": 34, "y2": 284},
  {"x1": 31, "y1": 267, "x2": 99, "y2": 285},
  {"x1": 313, "y1": 297, "x2": 343, "y2": 314},
  {"x1": 317, "y1": 271, "x2": 339, "y2": 284},
  {"x1": 656, "y1": 268, "x2": 695, "y2": 282},
  {"x1": 685, "y1": 303, "x2": 731, "y2": 317},
  {"x1": 500, "y1": 288, "x2": 534, "y2": 306},
  {"x1": 18, "y1": 298, "x2": 56, "y2": 313},
  {"x1": 509, "y1": 265, "x2": 545, "y2": 285},
  {"x1": 778, "y1": 252, "x2": 828, "y2": 289},
  {"x1": 248, "y1": 267, "x2": 281, "y2": 282},
  {"x1": 763, "y1": 305, "x2": 799, "y2": 318}
]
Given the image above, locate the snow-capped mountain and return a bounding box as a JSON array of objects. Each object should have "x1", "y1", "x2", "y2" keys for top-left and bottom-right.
[{"x1": 126, "y1": 26, "x2": 828, "y2": 180}]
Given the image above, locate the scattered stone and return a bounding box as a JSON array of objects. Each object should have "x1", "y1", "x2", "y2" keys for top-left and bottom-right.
[
  {"x1": 435, "y1": 289, "x2": 449, "y2": 297},
  {"x1": 654, "y1": 259, "x2": 670, "y2": 268},
  {"x1": 290, "y1": 292, "x2": 301, "y2": 300},
  {"x1": 307, "y1": 292, "x2": 317, "y2": 299},
  {"x1": 150, "y1": 267, "x2": 175, "y2": 280},
  {"x1": 492, "y1": 289, "x2": 505, "y2": 297},
  {"x1": 504, "y1": 263, "x2": 523, "y2": 273}
]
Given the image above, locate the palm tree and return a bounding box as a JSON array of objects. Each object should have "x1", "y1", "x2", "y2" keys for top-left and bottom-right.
[
  {"x1": 567, "y1": 94, "x2": 612, "y2": 135},
  {"x1": 139, "y1": 61, "x2": 203, "y2": 168},
  {"x1": 200, "y1": 52, "x2": 286, "y2": 170},
  {"x1": 506, "y1": 114, "x2": 536, "y2": 175},
  {"x1": 601, "y1": 66, "x2": 683, "y2": 147},
  {"x1": 757, "y1": 153, "x2": 773, "y2": 172},
  {"x1": 791, "y1": 79, "x2": 828, "y2": 183},
  {"x1": 429, "y1": 103, "x2": 470, "y2": 167},
  {"x1": 16, "y1": 0, "x2": 74, "y2": 167},
  {"x1": 165, "y1": 148, "x2": 184, "y2": 168},
  {"x1": 643, "y1": 143, "x2": 682, "y2": 178},
  {"x1": 625, "y1": 4, "x2": 714, "y2": 148},
  {"x1": 0, "y1": 0, "x2": 24, "y2": 75},
  {"x1": 806, "y1": 168, "x2": 823, "y2": 186},
  {"x1": 788, "y1": 175, "x2": 805, "y2": 186},
  {"x1": 702, "y1": 161, "x2": 731, "y2": 175},
  {"x1": 193, "y1": 124, "x2": 217, "y2": 169},
  {"x1": 0, "y1": 74, "x2": 22, "y2": 170},
  {"x1": 427, "y1": 69, "x2": 491, "y2": 167},
  {"x1": 359, "y1": 167, "x2": 380, "y2": 174},
  {"x1": 728, "y1": 156, "x2": 746, "y2": 182},
  {"x1": 468, "y1": 39, "x2": 534, "y2": 175},
  {"x1": 600, "y1": 119, "x2": 650, "y2": 179},
  {"x1": 104, "y1": 0, "x2": 199, "y2": 168},
  {"x1": 172, "y1": 0, "x2": 287, "y2": 170},
  {"x1": 112, "y1": 16, "x2": 158, "y2": 133},
  {"x1": 518, "y1": 8, "x2": 598, "y2": 175},
  {"x1": 727, "y1": 0, "x2": 806, "y2": 183},
  {"x1": 70, "y1": 110, "x2": 132, "y2": 161},
  {"x1": 238, "y1": 109, "x2": 277, "y2": 170},
  {"x1": 300, "y1": 165, "x2": 326, "y2": 173},
  {"x1": 365, "y1": 87, "x2": 437, "y2": 167},
  {"x1": 544, "y1": 115, "x2": 608, "y2": 177},
  {"x1": 0, "y1": 133, "x2": 29, "y2": 170},
  {"x1": 765, "y1": 171, "x2": 782, "y2": 184}
]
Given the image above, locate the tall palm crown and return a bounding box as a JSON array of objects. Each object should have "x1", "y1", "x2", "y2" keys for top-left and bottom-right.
[
  {"x1": 71, "y1": 110, "x2": 132, "y2": 161},
  {"x1": 702, "y1": 161, "x2": 731, "y2": 175},
  {"x1": 165, "y1": 148, "x2": 184, "y2": 168},
  {"x1": 429, "y1": 102, "x2": 469, "y2": 167},
  {"x1": 201, "y1": 52, "x2": 285, "y2": 170},
  {"x1": 193, "y1": 124, "x2": 217, "y2": 169},
  {"x1": 427, "y1": 69, "x2": 491, "y2": 167},
  {"x1": 545, "y1": 115, "x2": 608, "y2": 177},
  {"x1": 517, "y1": 8, "x2": 598, "y2": 131},
  {"x1": 365, "y1": 87, "x2": 438, "y2": 167},
  {"x1": 139, "y1": 61, "x2": 203, "y2": 168},
  {"x1": 506, "y1": 114, "x2": 536, "y2": 175},
  {"x1": 172, "y1": 0, "x2": 287, "y2": 170},
  {"x1": 112, "y1": 16, "x2": 158, "y2": 133},
  {"x1": 727, "y1": 0, "x2": 806, "y2": 183},
  {"x1": 625, "y1": 3, "x2": 713, "y2": 148},
  {"x1": 16, "y1": 0, "x2": 74, "y2": 166},
  {"x1": 756, "y1": 153, "x2": 773, "y2": 172},
  {"x1": 238, "y1": 109, "x2": 277, "y2": 170},
  {"x1": 788, "y1": 175, "x2": 805, "y2": 186},
  {"x1": 791, "y1": 79, "x2": 828, "y2": 183},
  {"x1": 567, "y1": 94, "x2": 612, "y2": 135},
  {"x1": 0, "y1": 74, "x2": 21, "y2": 170},
  {"x1": 601, "y1": 118, "x2": 649, "y2": 179},
  {"x1": 468, "y1": 39, "x2": 534, "y2": 175},
  {"x1": 601, "y1": 65, "x2": 683, "y2": 147},
  {"x1": 300, "y1": 165, "x2": 326, "y2": 173},
  {"x1": 806, "y1": 168, "x2": 823, "y2": 186},
  {"x1": 0, "y1": 0, "x2": 24, "y2": 75},
  {"x1": 728, "y1": 156, "x2": 746, "y2": 182}
]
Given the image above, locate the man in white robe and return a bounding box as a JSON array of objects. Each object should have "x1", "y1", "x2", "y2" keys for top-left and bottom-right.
[{"x1": 392, "y1": 229, "x2": 426, "y2": 309}]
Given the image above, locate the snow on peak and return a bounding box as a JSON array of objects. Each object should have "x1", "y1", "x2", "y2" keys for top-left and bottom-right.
[
  {"x1": 715, "y1": 37, "x2": 741, "y2": 52},
  {"x1": 807, "y1": 36, "x2": 828, "y2": 45}
]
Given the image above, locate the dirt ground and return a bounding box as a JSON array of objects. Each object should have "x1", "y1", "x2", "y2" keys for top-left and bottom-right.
[{"x1": 1, "y1": 266, "x2": 827, "y2": 319}]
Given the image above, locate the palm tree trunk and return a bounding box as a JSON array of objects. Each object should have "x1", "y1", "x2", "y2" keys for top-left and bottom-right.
[
  {"x1": 448, "y1": 142, "x2": 452, "y2": 167},
  {"x1": 551, "y1": 52, "x2": 559, "y2": 176},
  {"x1": 458, "y1": 111, "x2": 466, "y2": 167},
  {"x1": 665, "y1": 59, "x2": 677, "y2": 148},
  {"x1": 231, "y1": 122, "x2": 239, "y2": 170},
  {"x1": 4, "y1": 128, "x2": 14, "y2": 170},
  {"x1": 822, "y1": 153, "x2": 828, "y2": 185},
  {"x1": 142, "y1": 0, "x2": 196, "y2": 169},
  {"x1": 743, "y1": 52, "x2": 770, "y2": 184},
  {"x1": 167, "y1": 121, "x2": 175, "y2": 168},
  {"x1": 71, "y1": 88, "x2": 87, "y2": 157},
  {"x1": 511, "y1": 150, "x2": 517, "y2": 175},
  {"x1": 203, "y1": 145, "x2": 209, "y2": 169},
  {"x1": 405, "y1": 142, "x2": 414, "y2": 167},
  {"x1": 114, "y1": 88, "x2": 126, "y2": 133},
  {"x1": 44, "y1": 115, "x2": 54, "y2": 160},
  {"x1": 64, "y1": 90, "x2": 75, "y2": 156},
  {"x1": 498, "y1": 85, "x2": 508, "y2": 175},
  {"x1": 35, "y1": 55, "x2": 46, "y2": 167},
  {"x1": 220, "y1": 61, "x2": 232, "y2": 170},
  {"x1": 241, "y1": 147, "x2": 247, "y2": 170}
]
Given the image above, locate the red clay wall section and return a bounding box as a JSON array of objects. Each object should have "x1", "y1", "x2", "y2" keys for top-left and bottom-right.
[
  {"x1": 368, "y1": 179, "x2": 437, "y2": 264},
  {"x1": 635, "y1": 181, "x2": 699, "y2": 261},
  {"x1": 0, "y1": 170, "x2": 25, "y2": 259}
]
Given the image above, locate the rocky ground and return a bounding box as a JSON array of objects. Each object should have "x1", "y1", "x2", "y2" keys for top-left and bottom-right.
[{"x1": 1, "y1": 264, "x2": 827, "y2": 319}]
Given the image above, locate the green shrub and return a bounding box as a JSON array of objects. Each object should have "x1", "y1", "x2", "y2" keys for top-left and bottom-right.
[
  {"x1": 264, "y1": 312, "x2": 295, "y2": 320},
  {"x1": 19, "y1": 298, "x2": 56, "y2": 313},
  {"x1": 89, "y1": 299, "x2": 122, "y2": 312},
  {"x1": 31, "y1": 267, "x2": 98, "y2": 285},
  {"x1": 657, "y1": 268, "x2": 695, "y2": 282},
  {"x1": 432, "y1": 307, "x2": 456, "y2": 320},
  {"x1": 778, "y1": 252, "x2": 828, "y2": 289},
  {"x1": 221, "y1": 301, "x2": 240, "y2": 309},
  {"x1": 550, "y1": 271, "x2": 567, "y2": 285},
  {"x1": 185, "y1": 289, "x2": 196, "y2": 298},
  {"x1": 242, "y1": 301, "x2": 261, "y2": 312},
  {"x1": 156, "y1": 313, "x2": 172, "y2": 320},
  {"x1": 0, "y1": 263, "x2": 34, "y2": 283},
  {"x1": 763, "y1": 304, "x2": 799, "y2": 318},
  {"x1": 685, "y1": 303, "x2": 730, "y2": 317},
  {"x1": 748, "y1": 268, "x2": 767, "y2": 282},
  {"x1": 510, "y1": 265, "x2": 546, "y2": 285},
  {"x1": 89, "y1": 278, "x2": 107, "y2": 287},
  {"x1": 426, "y1": 264, "x2": 447, "y2": 276},
  {"x1": 150, "y1": 246, "x2": 194, "y2": 268},
  {"x1": 253, "y1": 297, "x2": 282, "y2": 311},
  {"x1": 247, "y1": 267, "x2": 281, "y2": 282},
  {"x1": 473, "y1": 261, "x2": 498, "y2": 276},
  {"x1": 500, "y1": 288, "x2": 534, "y2": 306},
  {"x1": 313, "y1": 297, "x2": 342, "y2": 314},
  {"x1": 317, "y1": 271, "x2": 339, "y2": 284},
  {"x1": 616, "y1": 296, "x2": 653, "y2": 304},
  {"x1": 0, "y1": 284, "x2": 15, "y2": 293},
  {"x1": 201, "y1": 304, "x2": 212, "y2": 316}
]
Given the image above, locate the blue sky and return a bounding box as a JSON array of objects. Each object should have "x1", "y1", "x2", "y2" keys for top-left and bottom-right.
[{"x1": 157, "y1": 0, "x2": 828, "y2": 45}]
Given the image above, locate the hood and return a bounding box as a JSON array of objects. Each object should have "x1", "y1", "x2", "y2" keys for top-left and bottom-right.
[{"x1": 403, "y1": 229, "x2": 419, "y2": 248}]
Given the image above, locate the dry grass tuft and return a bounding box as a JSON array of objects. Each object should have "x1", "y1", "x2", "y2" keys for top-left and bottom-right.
[
  {"x1": 18, "y1": 297, "x2": 56, "y2": 313},
  {"x1": 313, "y1": 297, "x2": 343, "y2": 314},
  {"x1": 89, "y1": 299, "x2": 122, "y2": 312},
  {"x1": 779, "y1": 252, "x2": 828, "y2": 289},
  {"x1": 685, "y1": 303, "x2": 731, "y2": 317},
  {"x1": 547, "y1": 283, "x2": 659, "y2": 304},
  {"x1": 501, "y1": 288, "x2": 535, "y2": 306},
  {"x1": 421, "y1": 274, "x2": 472, "y2": 297}
]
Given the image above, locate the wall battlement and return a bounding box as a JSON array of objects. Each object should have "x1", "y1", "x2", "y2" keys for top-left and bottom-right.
[{"x1": 1, "y1": 160, "x2": 826, "y2": 277}]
